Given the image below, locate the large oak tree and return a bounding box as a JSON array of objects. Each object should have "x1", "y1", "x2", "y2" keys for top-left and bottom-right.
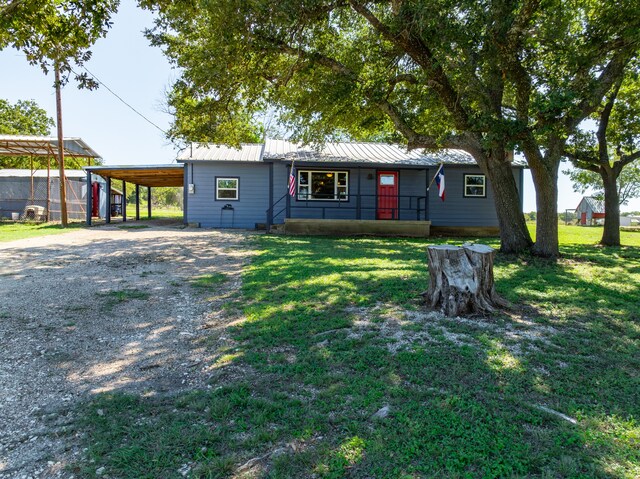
[
  {"x1": 564, "y1": 67, "x2": 640, "y2": 246},
  {"x1": 143, "y1": 0, "x2": 639, "y2": 255}
]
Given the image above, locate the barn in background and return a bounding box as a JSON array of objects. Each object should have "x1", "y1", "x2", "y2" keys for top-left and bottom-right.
[{"x1": 575, "y1": 197, "x2": 605, "y2": 225}]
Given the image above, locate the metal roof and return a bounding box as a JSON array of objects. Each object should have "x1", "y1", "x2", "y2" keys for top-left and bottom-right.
[
  {"x1": 178, "y1": 139, "x2": 523, "y2": 167},
  {"x1": 179, "y1": 142, "x2": 264, "y2": 162},
  {"x1": 577, "y1": 196, "x2": 605, "y2": 213},
  {"x1": 0, "y1": 169, "x2": 86, "y2": 179},
  {"x1": 84, "y1": 164, "x2": 184, "y2": 187},
  {"x1": 0, "y1": 135, "x2": 101, "y2": 159}
]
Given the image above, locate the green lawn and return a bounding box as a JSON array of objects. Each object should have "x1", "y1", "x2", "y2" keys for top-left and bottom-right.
[
  {"x1": 0, "y1": 220, "x2": 85, "y2": 243},
  {"x1": 75, "y1": 226, "x2": 639, "y2": 478},
  {"x1": 133, "y1": 204, "x2": 183, "y2": 220}
]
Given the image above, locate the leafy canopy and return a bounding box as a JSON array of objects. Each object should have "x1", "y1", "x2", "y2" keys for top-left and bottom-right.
[
  {"x1": 0, "y1": 0, "x2": 120, "y2": 86},
  {"x1": 0, "y1": 98, "x2": 101, "y2": 168},
  {"x1": 566, "y1": 165, "x2": 640, "y2": 206},
  {"x1": 0, "y1": 99, "x2": 54, "y2": 136},
  {"x1": 143, "y1": 0, "x2": 639, "y2": 152}
]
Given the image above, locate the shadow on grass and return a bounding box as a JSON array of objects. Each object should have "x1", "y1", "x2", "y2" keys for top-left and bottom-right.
[{"x1": 74, "y1": 235, "x2": 639, "y2": 478}]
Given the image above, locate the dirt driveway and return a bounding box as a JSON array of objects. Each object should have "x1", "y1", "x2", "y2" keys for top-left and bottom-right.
[{"x1": 0, "y1": 222, "x2": 253, "y2": 478}]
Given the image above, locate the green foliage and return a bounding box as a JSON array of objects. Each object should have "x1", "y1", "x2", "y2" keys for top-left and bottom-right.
[
  {"x1": 0, "y1": 98, "x2": 101, "y2": 168},
  {"x1": 565, "y1": 164, "x2": 640, "y2": 205},
  {"x1": 0, "y1": 220, "x2": 84, "y2": 242},
  {"x1": 0, "y1": 98, "x2": 54, "y2": 135},
  {"x1": 73, "y1": 229, "x2": 640, "y2": 478},
  {"x1": 190, "y1": 273, "x2": 227, "y2": 289},
  {"x1": 0, "y1": 0, "x2": 119, "y2": 86}
]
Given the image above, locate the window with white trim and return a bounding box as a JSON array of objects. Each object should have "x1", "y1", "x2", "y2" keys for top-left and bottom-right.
[
  {"x1": 463, "y1": 174, "x2": 486, "y2": 198},
  {"x1": 216, "y1": 177, "x2": 239, "y2": 200},
  {"x1": 297, "y1": 170, "x2": 348, "y2": 200}
]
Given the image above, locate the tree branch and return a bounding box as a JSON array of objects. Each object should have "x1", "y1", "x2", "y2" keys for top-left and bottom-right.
[
  {"x1": 386, "y1": 73, "x2": 419, "y2": 95},
  {"x1": 563, "y1": 150, "x2": 600, "y2": 173},
  {"x1": 349, "y1": 0, "x2": 472, "y2": 130},
  {"x1": 566, "y1": 45, "x2": 634, "y2": 132},
  {"x1": 620, "y1": 150, "x2": 640, "y2": 167},
  {"x1": 596, "y1": 77, "x2": 623, "y2": 169}
]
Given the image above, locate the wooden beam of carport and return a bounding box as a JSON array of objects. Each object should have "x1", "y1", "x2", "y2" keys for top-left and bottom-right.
[{"x1": 84, "y1": 165, "x2": 185, "y2": 187}]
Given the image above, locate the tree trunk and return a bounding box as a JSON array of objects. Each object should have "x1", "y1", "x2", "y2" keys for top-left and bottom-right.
[
  {"x1": 529, "y1": 159, "x2": 560, "y2": 257},
  {"x1": 424, "y1": 244, "x2": 508, "y2": 317},
  {"x1": 600, "y1": 169, "x2": 621, "y2": 246},
  {"x1": 484, "y1": 156, "x2": 533, "y2": 254}
]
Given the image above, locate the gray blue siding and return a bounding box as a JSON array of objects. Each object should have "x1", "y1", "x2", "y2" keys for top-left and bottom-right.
[
  {"x1": 428, "y1": 166, "x2": 522, "y2": 227},
  {"x1": 185, "y1": 162, "x2": 270, "y2": 228},
  {"x1": 184, "y1": 161, "x2": 524, "y2": 229}
]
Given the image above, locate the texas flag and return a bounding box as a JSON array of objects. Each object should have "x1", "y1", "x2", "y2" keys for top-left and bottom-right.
[{"x1": 435, "y1": 164, "x2": 445, "y2": 201}]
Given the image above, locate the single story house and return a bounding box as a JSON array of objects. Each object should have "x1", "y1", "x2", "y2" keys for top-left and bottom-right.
[
  {"x1": 177, "y1": 139, "x2": 525, "y2": 236},
  {"x1": 575, "y1": 197, "x2": 605, "y2": 226}
]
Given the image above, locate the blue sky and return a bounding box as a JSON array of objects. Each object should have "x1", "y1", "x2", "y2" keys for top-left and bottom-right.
[{"x1": 1, "y1": 2, "x2": 637, "y2": 213}]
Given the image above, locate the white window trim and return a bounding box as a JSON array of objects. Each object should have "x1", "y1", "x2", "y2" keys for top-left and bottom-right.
[
  {"x1": 216, "y1": 177, "x2": 239, "y2": 200},
  {"x1": 297, "y1": 170, "x2": 349, "y2": 201},
  {"x1": 463, "y1": 174, "x2": 486, "y2": 198}
]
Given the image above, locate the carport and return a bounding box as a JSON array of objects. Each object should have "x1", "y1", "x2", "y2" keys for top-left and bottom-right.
[{"x1": 84, "y1": 164, "x2": 185, "y2": 225}]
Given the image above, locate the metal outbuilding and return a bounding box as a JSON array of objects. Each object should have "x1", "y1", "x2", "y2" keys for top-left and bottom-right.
[{"x1": 0, "y1": 135, "x2": 101, "y2": 221}]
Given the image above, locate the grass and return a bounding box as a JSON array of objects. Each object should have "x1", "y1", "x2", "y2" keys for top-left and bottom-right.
[
  {"x1": 97, "y1": 288, "x2": 151, "y2": 312},
  {"x1": 73, "y1": 225, "x2": 639, "y2": 478},
  {"x1": 190, "y1": 273, "x2": 227, "y2": 289},
  {"x1": 0, "y1": 220, "x2": 85, "y2": 242},
  {"x1": 136, "y1": 205, "x2": 183, "y2": 220}
]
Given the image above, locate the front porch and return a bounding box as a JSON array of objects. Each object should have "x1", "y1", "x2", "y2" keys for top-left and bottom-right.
[{"x1": 280, "y1": 218, "x2": 431, "y2": 237}]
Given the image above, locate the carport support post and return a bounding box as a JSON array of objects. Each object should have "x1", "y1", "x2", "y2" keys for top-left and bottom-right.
[
  {"x1": 147, "y1": 187, "x2": 152, "y2": 218},
  {"x1": 85, "y1": 171, "x2": 92, "y2": 226},
  {"x1": 122, "y1": 180, "x2": 127, "y2": 222},
  {"x1": 106, "y1": 177, "x2": 111, "y2": 224},
  {"x1": 135, "y1": 184, "x2": 140, "y2": 220},
  {"x1": 183, "y1": 165, "x2": 188, "y2": 226}
]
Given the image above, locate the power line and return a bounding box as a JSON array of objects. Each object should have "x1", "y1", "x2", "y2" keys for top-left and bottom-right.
[
  {"x1": 77, "y1": 65, "x2": 168, "y2": 135},
  {"x1": 74, "y1": 65, "x2": 185, "y2": 158}
]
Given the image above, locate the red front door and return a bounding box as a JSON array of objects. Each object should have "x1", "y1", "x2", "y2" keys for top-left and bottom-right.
[
  {"x1": 377, "y1": 171, "x2": 399, "y2": 219},
  {"x1": 581, "y1": 212, "x2": 587, "y2": 225}
]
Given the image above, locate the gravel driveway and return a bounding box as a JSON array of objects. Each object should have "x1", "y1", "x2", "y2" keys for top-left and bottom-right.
[{"x1": 0, "y1": 222, "x2": 253, "y2": 478}]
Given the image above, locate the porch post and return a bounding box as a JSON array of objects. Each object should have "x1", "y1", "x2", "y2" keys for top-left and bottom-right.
[
  {"x1": 183, "y1": 164, "x2": 189, "y2": 225},
  {"x1": 425, "y1": 168, "x2": 430, "y2": 221},
  {"x1": 105, "y1": 177, "x2": 111, "y2": 224},
  {"x1": 286, "y1": 164, "x2": 291, "y2": 219},
  {"x1": 122, "y1": 180, "x2": 127, "y2": 222},
  {"x1": 356, "y1": 167, "x2": 361, "y2": 220},
  {"x1": 267, "y1": 162, "x2": 273, "y2": 231},
  {"x1": 85, "y1": 171, "x2": 92, "y2": 226},
  {"x1": 147, "y1": 187, "x2": 152, "y2": 218},
  {"x1": 135, "y1": 184, "x2": 140, "y2": 220}
]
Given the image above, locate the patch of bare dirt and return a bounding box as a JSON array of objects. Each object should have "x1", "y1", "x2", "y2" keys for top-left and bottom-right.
[
  {"x1": 341, "y1": 303, "x2": 558, "y2": 355},
  {"x1": 0, "y1": 222, "x2": 254, "y2": 478}
]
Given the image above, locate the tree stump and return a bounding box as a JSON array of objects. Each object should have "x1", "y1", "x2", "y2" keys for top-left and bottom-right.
[{"x1": 424, "y1": 243, "x2": 508, "y2": 317}]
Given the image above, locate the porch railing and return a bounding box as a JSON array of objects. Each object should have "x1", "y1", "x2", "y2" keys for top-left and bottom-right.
[{"x1": 266, "y1": 192, "x2": 428, "y2": 231}]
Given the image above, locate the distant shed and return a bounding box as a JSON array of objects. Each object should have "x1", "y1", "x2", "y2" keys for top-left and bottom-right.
[
  {"x1": 0, "y1": 169, "x2": 86, "y2": 221},
  {"x1": 575, "y1": 197, "x2": 605, "y2": 225}
]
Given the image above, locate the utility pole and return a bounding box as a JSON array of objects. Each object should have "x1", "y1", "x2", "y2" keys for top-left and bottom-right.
[{"x1": 55, "y1": 63, "x2": 68, "y2": 227}]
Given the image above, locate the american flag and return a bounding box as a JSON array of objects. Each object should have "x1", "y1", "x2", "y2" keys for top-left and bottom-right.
[
  {"x1": 288, "y1": 165, "x2": 296, "y2": 196},
  {"x1": 435, "y1": 164, "x2": 445, "y2": 201}
]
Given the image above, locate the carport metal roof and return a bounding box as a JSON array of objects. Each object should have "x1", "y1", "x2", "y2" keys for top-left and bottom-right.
[
  {"x1": 84, "y1": 164, "x2": 184, "y2": 187},
  {"x1": 0, "y1": 135, "x2": 101, "y2": 159}
]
